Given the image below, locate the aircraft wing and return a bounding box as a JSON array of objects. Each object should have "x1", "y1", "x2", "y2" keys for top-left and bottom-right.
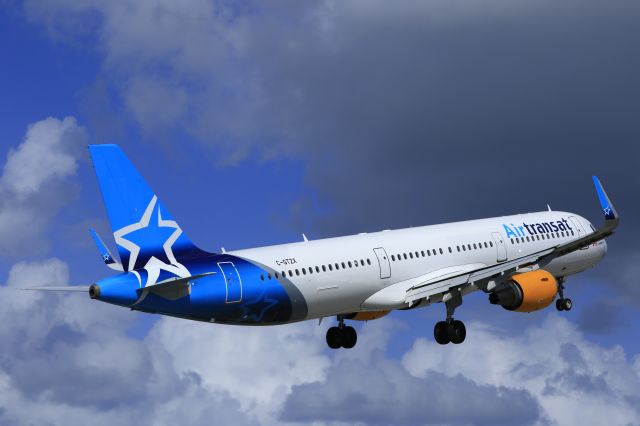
[{"x1": 364, "y1": 176, "x2": 618, "y2": 309}]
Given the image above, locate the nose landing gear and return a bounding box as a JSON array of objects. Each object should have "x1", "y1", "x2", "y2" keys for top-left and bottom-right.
[
  {"x1": 555, "y1": 279, "x2": 573, "y2": 311},
  {"x1": 326, "y1": 315, "x2": 357, "y2": 349}
]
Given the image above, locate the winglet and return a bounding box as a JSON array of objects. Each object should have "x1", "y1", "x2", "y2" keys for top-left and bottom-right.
[
  {"x1": 592, "y1": 176, "x2": 618, "y2": 223},
  {"x1": 90, "y1": 228, "x2": 124, "y2": 272}
]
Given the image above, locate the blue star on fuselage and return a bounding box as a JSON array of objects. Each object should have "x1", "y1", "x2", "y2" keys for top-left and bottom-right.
[{"x1": 241, "y1": 289, "x2": 281, "y2": 323}]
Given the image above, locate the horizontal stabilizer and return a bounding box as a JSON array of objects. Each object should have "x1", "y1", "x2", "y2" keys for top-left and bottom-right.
[
  {"x1": 131, "y1": 272, "x2": 216, "y2": 305},
  {"x1": 21, "y1": 286, "x2": 91, "y2": 292}
]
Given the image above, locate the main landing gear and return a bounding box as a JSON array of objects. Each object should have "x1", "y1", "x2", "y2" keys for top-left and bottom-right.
[
  {"x1": 556, "y1": 279, "x2": 573, "y2": 311},
  {"x1": 326, "y1": 315, "x2": 357, "y2": 349},
  {"x1": 434, "y1": 290, "x2": 466, "y2": 345}
]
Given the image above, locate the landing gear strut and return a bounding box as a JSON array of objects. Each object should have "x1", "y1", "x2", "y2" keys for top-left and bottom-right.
[
  {"x1": 326, "y1": 315, "x2": 357, "y2": 349},
  {"x1": 434, "y1": 290, "x2": 466, "y2": 345},
  {"x1": 555, "y1": 279, "x2": 572, "y2": 311}
]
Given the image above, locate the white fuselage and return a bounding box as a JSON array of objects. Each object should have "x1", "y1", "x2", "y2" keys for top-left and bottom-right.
[{"x1": 231, "y1": 211, "x2": 606, "y2": 320}]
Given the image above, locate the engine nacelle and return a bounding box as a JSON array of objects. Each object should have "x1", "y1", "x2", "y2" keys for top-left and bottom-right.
[
  {"x1": 489, "y1": 270, "x2": 557, "y2": 313},
  {"x1": 344, "y1": 310, "x2": 390, "y2": 321}
]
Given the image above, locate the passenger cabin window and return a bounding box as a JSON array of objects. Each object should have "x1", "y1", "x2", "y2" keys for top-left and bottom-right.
[{"x1": 367, "y1": 259, "x2": 372, "y2": 265}]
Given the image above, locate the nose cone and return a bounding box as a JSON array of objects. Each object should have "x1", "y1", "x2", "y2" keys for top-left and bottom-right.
[{"x1": 92, "y1": 273, "x2": 141, "y2": 307}]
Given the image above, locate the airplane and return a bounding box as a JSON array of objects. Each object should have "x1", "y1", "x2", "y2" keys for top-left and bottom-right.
[{"x1": 29, "y1": 144, "x2": 618, "y2": 349}]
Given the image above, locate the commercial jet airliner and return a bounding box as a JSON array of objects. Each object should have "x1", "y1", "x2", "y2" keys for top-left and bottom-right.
[{"x1": 30, "y1": 145, "x2": 618, "y2": 349}]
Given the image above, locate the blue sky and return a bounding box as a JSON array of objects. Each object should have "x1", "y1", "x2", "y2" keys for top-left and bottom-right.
[{"x1": 1, "y1": 1, "x2": 639, "y2": 425}]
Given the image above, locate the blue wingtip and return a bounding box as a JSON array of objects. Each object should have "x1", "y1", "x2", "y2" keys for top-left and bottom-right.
[{"x1": 592, "y1": 176, "x2": 617, "y2": 221}]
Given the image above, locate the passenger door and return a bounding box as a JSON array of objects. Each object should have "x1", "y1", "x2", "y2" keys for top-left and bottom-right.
[
  {"x1": 491, "y1": 232, "x2": 508, "y2": 262},
  {"x1": 217, "y1": 261, "x2": 243, "y2": 303},
  {"x1": 569, "y1": 216, "x2": 587, "y2": 237},
  {"x1": 373, "y1": 247, "x2": 391, "y2": 279}
]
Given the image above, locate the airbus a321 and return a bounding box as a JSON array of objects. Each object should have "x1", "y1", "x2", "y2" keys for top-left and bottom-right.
[{"x1": 31, "y1": 145, "x2": 618, "y2": 349}]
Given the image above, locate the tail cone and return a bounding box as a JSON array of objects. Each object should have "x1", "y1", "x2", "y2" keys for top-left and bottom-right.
[{"x1": 89, "y1": 284, "x2": 101, "y2": 299}]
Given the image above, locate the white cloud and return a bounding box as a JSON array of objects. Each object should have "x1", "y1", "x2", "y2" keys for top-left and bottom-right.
[
  {"x1": 1, "y1": 117, "x2": 86, "y2": 198},
  {"x1": 0, "y1": 117, "x2": 88, "y2": 256},
  {"x1": 2, "y1": 259, "x2": 640, "y2": 425},
  {"x1": 402, "y1": 317, "x2": 640, "y2": 426}
]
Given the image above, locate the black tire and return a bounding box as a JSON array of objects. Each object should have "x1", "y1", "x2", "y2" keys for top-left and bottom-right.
[
  {"x1": 563, "y1": 298, "x2": 573, "y2": 311},
  {"x1": 342, "y1": 326, "x2": 357, "y2": 349},
  {"x1": 326, "y1": 327, "x2": 341, "y2": 349},
  {"x1": 434, "y1": 321, "x2": 450, "y2": 345},
  {"x1": 556, "y1": 299, "x2": 565, "y2": 311},
  {"x1": 449, "y1": 320, "x2": 466, "y2": 344}
]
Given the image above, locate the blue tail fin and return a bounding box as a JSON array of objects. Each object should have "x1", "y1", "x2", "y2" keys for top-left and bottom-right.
[{"x1": 89, "y1": 144, "x2": 209, "y2": 272}]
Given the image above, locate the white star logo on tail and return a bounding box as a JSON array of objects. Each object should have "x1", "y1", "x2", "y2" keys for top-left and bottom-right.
[{"x1": 114, "y1": 196, "x2": 190, "y2": 287}]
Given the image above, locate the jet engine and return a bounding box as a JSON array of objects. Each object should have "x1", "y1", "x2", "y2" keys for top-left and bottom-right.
[
  {"x1": 489, "y1": 270, "x2": 557, "y2": 313},
  {"x1": 345, "y1": 310, "x2": 390, "y2": 321}
]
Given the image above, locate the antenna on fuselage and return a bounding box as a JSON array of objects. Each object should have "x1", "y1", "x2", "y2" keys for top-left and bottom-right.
[
  {"x1": 302, "y1": 233, "x2": 309, "y2": 242},
  {"x1": 547, "y1": 204, "x2": 552, "y2": 211}
]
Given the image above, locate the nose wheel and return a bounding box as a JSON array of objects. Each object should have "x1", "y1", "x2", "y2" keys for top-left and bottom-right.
[
  {"x1": 326, "y1": 315, "x2": 357, "y2": 349},
  {"x1": 555, "y1": 279, "x2": 573, "y2": 311},
  {"x1": 556, "y1": 298, "x2": 572, "y2": 311}
]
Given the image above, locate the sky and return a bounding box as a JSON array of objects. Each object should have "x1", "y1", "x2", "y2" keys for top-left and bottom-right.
[{"x1": 0, "y1": 1, "x2": 639, "y2": 425}]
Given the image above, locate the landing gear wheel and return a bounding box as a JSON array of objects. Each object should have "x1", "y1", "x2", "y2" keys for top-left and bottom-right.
[
  {"x1": 448, "y1": 320, "x2": 466, "y2": 344},
  {"x1": 556, "y1": 298, "x2": 573, "y2": 311},
  {"x1": 326, "y1": 327, "x2": 341, "y2": 349},
  {"x1": 342, "y1": 326, "x2": 357, "y2": 349},
  {"x1": 562, "y1": 298, "x2": 572, "y2": 311},
  {"x1": 434, "y1": 321, "x2": 451, "y2": 345}
]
